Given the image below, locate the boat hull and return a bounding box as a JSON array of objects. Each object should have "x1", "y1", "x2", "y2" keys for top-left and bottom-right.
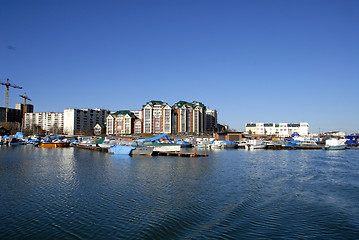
[
  {"x1": 109, "y1": 145, "x2": 135, "y2": 155},
  {"x1": 153, "y1": 145, "x2": 181, "y2": 152},
  {"x1": 38, "y1": 142, "x2": 70, "y2": 148},
  {"x1": 322, "y1": 145, "x2": 346, "y2": 150},
  {"x1": 131, "y1": 147, "x2": 154, "y2": 155}
]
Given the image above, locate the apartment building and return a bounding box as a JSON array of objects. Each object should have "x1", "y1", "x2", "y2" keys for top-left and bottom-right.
[
  {"x1": 245, "y1": 122, "x2": 309, "y2": 137},
  {"x1": 24, "y1": 112, "x2": 64, "y2": 134},
  {"x1": 63, "y1": 108, "x2": 110, "y2": 135},
  {"x1": 106, "y1": 110, "x2": 137, "y2": 135},
  {"x1": 206, "y1": 109, "x2": 218, "y2": 132},
  {"x1": 172, "y1": 101, "x2": 206, "y2": 134},
  {"x1": 142, "y1": 100, "x2": 172, "y2": 134}
]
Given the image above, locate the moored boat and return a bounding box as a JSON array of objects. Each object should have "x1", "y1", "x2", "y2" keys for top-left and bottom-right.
[
  {"x1": 210, "y1": 140, "x2": 238, "y2": 149},
  {"x1": 322, "y1": 138, "x2": 347, "y2": 150},
  {"x1": 131, "y1": 146, "x2": 154, "y2": 155},
  {"x1": 245, "y1": 139, "x2": 266, "y2": 150},
  {"x1": 38, "y1": 142, "x2": 70, "y2": 148},
  {"x1": 109, "y1": 145, "x2": 135, "y2": 155}
]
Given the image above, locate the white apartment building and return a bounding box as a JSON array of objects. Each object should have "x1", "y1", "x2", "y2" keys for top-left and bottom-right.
[
  {"x1": 64, "y1": 108, "x2": 110, "y2": 135},
  {"x1": 24, "y1": 112, "x2": 64, "y2": 134},
  {"x1": 245, "y1": 122, "x2": 309, "y2": 137}
]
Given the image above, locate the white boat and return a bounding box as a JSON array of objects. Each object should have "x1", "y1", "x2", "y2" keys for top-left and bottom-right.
[
  {"x1": 153, "y1": 144, "x2": 181, "y2": 152},
  {"x1": 322, "y1": 138, "x2": 347, "y2": 150},
  {"x1": 237, "y1": 141, "x2": 248, "y2": 149},
  {"x1": 79, "y1": 138, "x2": 97, "y2": 147},
  {"x1": 245, "y1": 139, "x2": 267, "y2": 150},
  {"x1": 98, "y1": 139, "x2": 117, "y2": 149}
]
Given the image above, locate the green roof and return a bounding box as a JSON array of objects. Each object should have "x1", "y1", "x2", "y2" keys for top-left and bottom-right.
[
  {"x1": 142, "y1": 100, "x2": 169, "y2": 108},
  {"x1": 111, "y1": 110, "x2": 136, "y2": 118},
  {"x1": 173, "y1": 100, "x2": 205, "y2": 108}
]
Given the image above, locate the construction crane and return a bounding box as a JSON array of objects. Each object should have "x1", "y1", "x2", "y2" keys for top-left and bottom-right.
[
  {"x1": 19, "y1": 92, "x2": 32, "y2": 130},
  {"x1": 0, "y1": 78, "x2": 22, "y2": 122}
]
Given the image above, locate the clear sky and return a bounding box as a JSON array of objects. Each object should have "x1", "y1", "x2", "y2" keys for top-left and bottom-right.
[{"x1": 1, "y1": 0, "x2": 358, "y2": 133}]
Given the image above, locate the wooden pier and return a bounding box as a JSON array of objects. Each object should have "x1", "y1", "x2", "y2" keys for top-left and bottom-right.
[
  {"x1": 155, "y1": 151, "x2": 208, "y2": 157},
  {"x1": 73, "y1": 145, "x2": 109, "y2": 152},
  {"x1": 73, "y1": 145, "x2": 207, "y2": 157}
]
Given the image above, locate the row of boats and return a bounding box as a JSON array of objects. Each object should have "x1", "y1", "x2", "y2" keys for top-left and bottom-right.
[{"x1": 0, "y1": 133, "x2": 356, "y2": 154}]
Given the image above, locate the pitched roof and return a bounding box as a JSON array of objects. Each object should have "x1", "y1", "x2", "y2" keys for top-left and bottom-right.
[
  {"x1": 173, "y1": 100, "x2": 205, "y2": 108},
  {"x1": 143, "y1": 100, "x2": 169, "y2": 108},
  {"x1": 111, "y1": 110, "x2": 136, "y2": 118}
]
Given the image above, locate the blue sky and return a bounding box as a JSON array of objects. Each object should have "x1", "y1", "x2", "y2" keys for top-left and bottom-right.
[{"x1": 1, "y1": 0, "x2": 358, "y2": 133}]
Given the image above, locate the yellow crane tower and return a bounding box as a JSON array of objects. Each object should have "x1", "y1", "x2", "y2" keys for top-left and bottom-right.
[
  {"x1": 0, "y1": 78, "x2": 22, "y2": 122},
  {"x1": 19, "y1": 92, "x2": 32, "y2": 130}
]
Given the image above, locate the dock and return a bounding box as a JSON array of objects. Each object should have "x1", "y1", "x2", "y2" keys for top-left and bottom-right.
[
  {"x1": 73, "y1": 145, "x2": 207, "y2": 157},
  {"x1": 154, "y1": 151, "x2": 208, "y2": 157},
  {"x1": 74, "y1": 145, "x2": 109, "y2": 152}
]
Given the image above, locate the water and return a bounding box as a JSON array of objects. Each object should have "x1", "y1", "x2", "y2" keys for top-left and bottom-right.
[{"x1": 1, "y1": 146, "x2": 359, "y2": 239}]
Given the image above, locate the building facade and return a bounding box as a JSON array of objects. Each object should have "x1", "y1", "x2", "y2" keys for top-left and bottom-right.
[
  {"x1": 15, "y1": 103, "x2": 34, "y2": 114},
  {"x1": 245, "y1": 122, "x2": 309, "y2": 137},
  {"x1": 0, "y1": 107, "x2": 22, "y2": 123},
  {"x1": 106, "y1": 110, "x2": 137, "y2": 135},
  {"x1": 172, "y1": 101, "x2": 206, "y2": 134},
  {"x1": 24, "y1": 112, "x2": 64, "y2": 134},
  {"x1": 94, "y1": 123, "x2": 106, "y2": 136},
  {"x1": 63, "y1": 108, "x2": 110, "y2": 135},
  {"x1": 142, "y1": 101, "x2": 172, "y2": 134},
  {"x1": 205, "y1": 109, "x2": 217, "y2": 132}
]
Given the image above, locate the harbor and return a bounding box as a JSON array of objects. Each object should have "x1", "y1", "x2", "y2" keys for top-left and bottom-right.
[{"x1": 1, "y1": 145, "x2": 359, "y2": 239}]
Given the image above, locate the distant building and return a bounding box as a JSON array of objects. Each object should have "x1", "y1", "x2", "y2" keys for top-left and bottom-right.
[
  {"x1": 0, "y1": 107, "x2": 22, "y2": 123},
  {"x1": 64, "y1": 108, "x2": 110, "y2": 135},
  {"x1": 24, "y1": 112, "x2": 64, "y2": 134},
  {"x1": 94, "y1": 123, "x2": 106, "y2": 136},
  {"x1": 142, "y1": 100, "x2": 172, "y2": 134},
  {"x1": 323, "y1": 131, "x2": 346, "y2": 138},
  {"x1": 15, "y1": 103, "x2": 34, "y2": 114},
  {"x1": 106, "y1": 110, "x2": 137, "y2": 135},
  {"x1": 172, "y1": 101, "x2": 206, "y2": 134},
  {"x1": 206, "y1": 109, "x2": 217, "y2": 132},
  {"x1": 245, "y1": 122, "x2": 309, "y2": 137}
]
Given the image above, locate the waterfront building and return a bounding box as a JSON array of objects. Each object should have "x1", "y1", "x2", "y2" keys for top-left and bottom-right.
[
  {"x1": 24, "y1": 112, "x2": 64, "y2": 134},
  {"x1": 106, "y1": 110, "x2": 137, "y2": 135},
  {"x1": 206, "y1": 109, "x2": 218, "y2": 132},
  {"x1": 64, "y1": 108, "x2": 110, "y2": 135},
  {"x1": 245, "y1": 122, "x2": 309, "y2": 137},
  {"x1": 172, "y1": 101, "x2": 206, "y2": 134},
  {"x1": 94, "y1": 123, "x2": 106, "y2": 136},
  {"x1": 142, "y1": 100, "x2": 172, "y2": 134}
]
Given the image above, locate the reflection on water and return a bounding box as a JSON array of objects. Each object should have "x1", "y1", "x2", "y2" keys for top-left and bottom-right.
[{"x1": 0, "y1": 146, "x2": 359, "y2": 239}]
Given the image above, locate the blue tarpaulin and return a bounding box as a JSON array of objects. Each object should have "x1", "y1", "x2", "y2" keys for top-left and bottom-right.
[
  {"x1": 109, "y1": 145, "x2": 135, "y2": 155},
  {"x1": 15, "y1": 132, "x2": 25, "y2": 139},
  {"x1": 147, "y1": 133, "x2": 173, "y2": 144}
]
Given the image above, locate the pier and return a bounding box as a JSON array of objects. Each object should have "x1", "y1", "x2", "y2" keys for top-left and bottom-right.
[{"x1": 73, "y1": 145, "x2": 207, "y2": 157}]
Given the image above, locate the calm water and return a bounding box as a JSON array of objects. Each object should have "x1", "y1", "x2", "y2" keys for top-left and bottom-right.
[{"x1": 1, "y1": 146, "x2": 359, "y2": 239}]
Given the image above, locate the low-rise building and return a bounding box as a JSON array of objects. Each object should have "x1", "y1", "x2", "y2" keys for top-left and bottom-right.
[
  {"x1": 245, "y1": 122, "x2": 309, "y2": 137},
  {"x1": 94, "y1": 123, "x2": 106, "y2": 136}
]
